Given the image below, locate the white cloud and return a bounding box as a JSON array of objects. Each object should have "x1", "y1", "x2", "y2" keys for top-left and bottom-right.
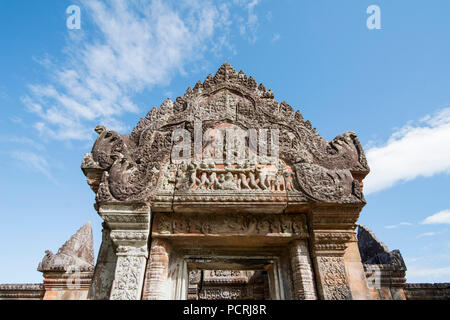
[
  {"x1": 407, "y1": 266, "x2": 450, "y2": 281},
  {"x1": 422, "y1": 209, "x2": 450, "y2": 225},
  {"x1": 11, "y1": 151, "x2": 55, "y2": 183},
  {"x1": 23, "y1": 0, "x2": 258, "y2": 142},
  {"x1": 0, "y1": 86, "x2": 7, "y2": 100},
  {"x1": 235, "y1": 0, "x2": 260, "y2": 43},
  {"x1": 364, "y1": 108, "x2": 450, "y2": 194},
  {"x1": 271, "y1": 33, "x2": 280, "y2": 43},
  {"x1": 384, "y1": 222, "x2": 413, "y2": 229},
  {"x1": 0, "y1": 135, "x2": 45, "y2": 151},
  {"x1": 416, "y1": 232, "x2": 437, "y2": 238}
]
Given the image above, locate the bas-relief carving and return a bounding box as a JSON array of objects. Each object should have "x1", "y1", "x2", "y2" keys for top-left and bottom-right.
[
  {"x1": 110, "y1": 256, "x2": 146, "y2": 300},
  {"x1": 79, "y1": 63, "x2": 373, "y2": 300},
  {"x1": 199, "y1": 287, "x2": 248, "y2": 300},
  {"x1": 99, "y1": 205, "x2": 150, "y2": 300},
  {"x1": 81, "y1": 63, "x2": 369, "y2": 206},
  {"x1": 152, "y1": 213, "x2": 308, "y2": 237},
  {"x1": 317, "y1": 256, "x2": 352, "y2": 300}
]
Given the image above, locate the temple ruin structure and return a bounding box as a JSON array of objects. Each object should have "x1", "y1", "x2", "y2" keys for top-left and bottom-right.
[{"x1": 1, "y1": 63, "x2": 448, "y2": 300}]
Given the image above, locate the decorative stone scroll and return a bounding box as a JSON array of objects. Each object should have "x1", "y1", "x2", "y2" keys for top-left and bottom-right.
[
  {"x1": 152, "y1": 213, "x2": 308, "y2": 237},
  {"x1": 99, "y1": 204, "x2": 150, "y2": 300}
]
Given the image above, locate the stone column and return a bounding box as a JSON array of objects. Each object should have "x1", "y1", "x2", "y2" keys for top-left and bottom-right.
[
  {"x1": 289, "y1": 240, "x2": 317, "y2": 300},
  {"x1": 99, "y1": 203, "x2": 150, "y2": 300},
  {"x1": 142, "y1": 239, "x2": 172, "y2": 300},
  {"x1": 309, "y1": 206, "x2": 364, "y2": 300}
]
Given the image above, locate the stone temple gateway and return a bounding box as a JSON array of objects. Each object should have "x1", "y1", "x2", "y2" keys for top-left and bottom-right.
[
  {"x1": 81, "y1": 62, "x2": 371, "y2": 300},
  {"x1": 1, "y1": 63, "x2": 448, "y2": 300}
]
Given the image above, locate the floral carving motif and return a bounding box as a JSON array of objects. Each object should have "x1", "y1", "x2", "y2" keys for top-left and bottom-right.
[
  {"x1": 317, "y1": 256, "x2": 352, "y2": 300},
  {"x1": 110, "y1": 256, "x2": 146, "y2": 300}
]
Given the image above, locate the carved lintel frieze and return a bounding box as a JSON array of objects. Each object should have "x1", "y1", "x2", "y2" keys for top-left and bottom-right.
[{"x1": 152, "y1": 212, "x2": 308, "y2": 237}]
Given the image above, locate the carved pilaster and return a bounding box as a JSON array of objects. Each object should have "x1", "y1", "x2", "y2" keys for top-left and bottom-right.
[
  {"x1": 142, "y1": 239, "x2": 171, "y2": 300},
  {"x1": 289, "y1": 240, "x2": 317, "y2": 300},
  {"x1": 99, "y1": 204, "x2": 150, "y2": 300},
  {"x1": 309, "y1": 206, "x2": 361, "y2": 300}
]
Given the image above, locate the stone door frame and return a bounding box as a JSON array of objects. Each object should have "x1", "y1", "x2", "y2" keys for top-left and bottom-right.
[{"x1": 185, "y1": 256, "x2": 286, "y2": 300}]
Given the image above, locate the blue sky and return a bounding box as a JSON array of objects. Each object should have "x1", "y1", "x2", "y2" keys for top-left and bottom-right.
[{"x1": 1, "y1": 0, "x2": 449, "y2": 284}]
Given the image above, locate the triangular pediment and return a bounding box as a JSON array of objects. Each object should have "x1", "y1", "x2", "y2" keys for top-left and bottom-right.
[{"x1": 82, "y1": 63, "x2": 370, "y2": 210}]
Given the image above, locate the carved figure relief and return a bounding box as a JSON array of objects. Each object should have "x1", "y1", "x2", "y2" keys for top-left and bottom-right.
[
  {"x1": 152, "y1": 213, "x2": 307, "y2": 236},
  {"x1": 81, "y1": 63, "x2": 369, "y2": 205},
  {"x1": 171, "y1": 160, "x2": 297, "y2": 193}
]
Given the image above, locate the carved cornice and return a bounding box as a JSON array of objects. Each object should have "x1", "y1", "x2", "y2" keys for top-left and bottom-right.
[
  {"x1": 309, "y1": 206, "x2": 362, "y2": 231},
  {"x1": 0, "y1": 284, "x2": 44, "y2": 300},
  {"x1": 311, "y1": 230, "x2": 356, "y2": 255},
  {"x1": 99, "y1": 203, "x2": 150, "y2": 230},
  {"x1": 42, "y1": 271, "x2": 94, "y2": 290}
]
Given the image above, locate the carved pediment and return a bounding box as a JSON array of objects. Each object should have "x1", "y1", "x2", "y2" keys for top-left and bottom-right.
[{"x1": 81, "y1": 63, "x2": 369, "y2": 210}]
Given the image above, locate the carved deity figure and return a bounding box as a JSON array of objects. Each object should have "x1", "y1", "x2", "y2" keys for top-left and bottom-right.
[
  {"x1": 274, "y1": 171, "x2": 285, "y2": 192},
  {"x1": 188, "y1": 163, "x2": 201, "y2": 189},
  {"x1": 283, "y1": 169, "x2": 297, "y2": 191},
  {"x1": 222, "y1": 172, "x2": 239, "y2": 190},
  {"x1": 255, "y1": 165, "x2": 268, "y2": 190},
  {"x1": 199, "y1": 172, "x2": 210, "y2": 190}
]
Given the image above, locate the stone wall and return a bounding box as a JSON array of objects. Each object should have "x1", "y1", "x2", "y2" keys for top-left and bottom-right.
[
  {"x1": 405, "y1": 283, "x2": 450, "y2": 300},
  {"x1": 0, "y1": 284, "x2": 44, "y2": 300}
]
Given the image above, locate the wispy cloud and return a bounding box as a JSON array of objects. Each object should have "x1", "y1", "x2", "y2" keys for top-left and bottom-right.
[
  {"x1": 364, "y1": 108, "x2": 450, "y2": 194},
  {"x1": 236, "y1": 0, "x2": 260, "y2": 43},
  {"x1": 271, "y1": 33, "x2": 280, "y2": 43},
  {"x1": 11, "y1": 151, "x2": 56, "y2": 183},
  {"x1": 23, "y1": 0, "x2": 259, "y2": 142},
  {"x1": 0, "y1": 135, "x2": 45, "y2": 151},
  {"x1": 0, "y1": 86, "x2": 7, "y2": 100},
  {"x1": 407, "y1": 266, "x2": 450, "y2": 281},
  {"x1": 422, "y1": 209, "x2": 450, "y2": 225},
  {"x1": 385, "y1": 222, "x2": 413, "y2": 229},
  {"x1": 416, "y1": 232, "x2": 437, "y2": 238}
]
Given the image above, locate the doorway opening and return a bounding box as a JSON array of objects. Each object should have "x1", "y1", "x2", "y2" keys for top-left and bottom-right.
[{"x1": 188, "y1": 270, "x2": 270, "y2": 300}]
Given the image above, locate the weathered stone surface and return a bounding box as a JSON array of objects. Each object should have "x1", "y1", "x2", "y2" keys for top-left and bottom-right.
[
  {"x1": 35, "y1": 222, "x2": 95, "y2": 300},
  {"x1": 98, "y1": 204, "x2": 150, "y2": 300},
  {"x1": 357, "y1": 224, "x2": 406, "y2": 269},
  {"x1": 405, "y1": 283, "x2": 450, "y2": 300},
  {"x1": 81, "y1": 62, "x2": 369, "y2": 209},
  {"x1": 357, "y1": 225, "x2": 407, "y2": 300},
  {"x1": 2, "y1": 63, "x2": 448, "y2": 301},
  {"x1": 0, "y1": 284, "x2": 44, "y2": 300},
  {"x1": 38, "y1": 222, "x2": 94, "y2": 273}
]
